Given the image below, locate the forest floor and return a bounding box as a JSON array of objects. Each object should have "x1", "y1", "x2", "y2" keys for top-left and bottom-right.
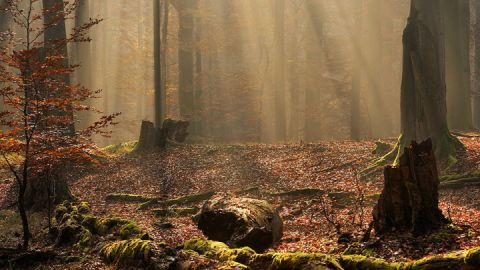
[{"x1": 1, "y1": 136, "x2": 480, "y2": 268}]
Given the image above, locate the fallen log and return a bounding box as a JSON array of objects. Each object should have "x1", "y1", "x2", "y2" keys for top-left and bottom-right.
[
  {"x1": 439, "y1": 177, "x2": 480, "y2": 190},
  {"x1": 195, "y1": 197, "x2": 283, "y2": 252},
  {"x1": 138, "y1": 191, "x2": 215, "y2": 210},
  {"x1": 153, "y1": 207, "x2": 198, "y2": 218},
  {"x1": 183, "y1": 238, "x2": 480, "y2": 270}
]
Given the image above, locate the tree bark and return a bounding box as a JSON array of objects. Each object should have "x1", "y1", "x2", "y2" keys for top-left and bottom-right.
[
  {"x1": 473, "y1": 0, "x2": 480, "y2": 129},
  {"x1": 24, "y1": 171, "x2": 74, "y2": 211},
  {"x1": 42, "y1": 0, "x2": 75, "y2": 136},
  {"x1": 398, "y1": 0, "x2": 462, "y2": 162},
  {"x1": 445, "y1": 0, "x2": 472, "y2": 131},
  {"x1": 154, "y1": 0, "x2": 164, "y2": 128},
  {"x1": 350, "y1": 0, "x2": 363, "y2": 140},
  {"x1": 174, "y1": 0, "x2": 196, "y2": 123},
  {"x1": 373, "y1": 139, "x2": 447, "y2": 234},
  {"x1": 274, "y1": 0, "x2": 286, "y2": 142}
]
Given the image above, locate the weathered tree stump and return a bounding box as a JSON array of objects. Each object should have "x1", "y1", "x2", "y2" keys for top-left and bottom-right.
[
  {"x1": 195, "y1": 196, "x2": 283, "y2": 252},
  {"x1": 137, "y1": 119, "x2": 189, "y2": 151},
  {"x1": 373, "y1": 139, "x2": 448, "y2": 234}
]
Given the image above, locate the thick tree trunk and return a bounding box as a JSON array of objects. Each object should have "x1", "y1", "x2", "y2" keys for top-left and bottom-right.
[
  {"x1": 445, "y1": 0, "x2": 472, "y2": 131},
  {"x1": 304, "y1": 0, "x2": 323, "y2": 142},
  {"x1": 398, "y1": 0, "x2": 462, "y2": 162},
  {"x1": 274, "y1": 0, "x2": 286, "y2": 142},
  {"x1": 473, "y1": 0, "x2": 480, "y2": 129},
  {"x1": 24, "y1": 171, "x2": 74, "y2": 212},
  {"x1": 42, "y1": 0, "x2": 75, "y2": 136},
  {"x1": 373, "y1": 139, "x2": 447, "y2": 234},
  {"x1": 174, "y1": 0, "x2": 196, "y2": 123}
]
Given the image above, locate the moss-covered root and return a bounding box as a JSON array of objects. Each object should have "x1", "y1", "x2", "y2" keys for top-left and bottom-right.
[
  {"x1": 183, "y1": 238, "x2": 480, "y2": 270},
  {"x1": 138, "y1": 191, "x2": 215, "y2": 210},
  {"x1": 100, "y1": 239, "x2": 153, "y2": 267},
  {"x1": 152, "y1": 207, "x2": 198, "y2": 218},
  {"x1": 106, "y1": 193, "x2": 152, "y2": 203}
]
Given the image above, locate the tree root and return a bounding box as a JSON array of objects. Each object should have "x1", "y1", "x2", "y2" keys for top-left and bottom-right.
[{"x1": 182, "y1": 238, "x2": 480, "y2": 270}]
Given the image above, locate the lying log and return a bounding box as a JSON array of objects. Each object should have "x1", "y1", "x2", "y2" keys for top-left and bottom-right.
[
  {"x1": 183, "y1": 238, "x2": 480, "y2": 270},
  {"x1": 106, "y1": 193, "x2": 152, "y2": 203},
  {"x1": 373, "y1": 139, "x2": 448, "y2": 234},
  {"x1": 137, "y1": 191, "x2": 215, "y2": 210},
  {"x1": 269, "y1": 188, "x2": 324, "y2": 197},
  {"x1": 195, "y1": 196, "x2": 283, "y2": 252},
  {"x1": 439, "y1": 177, "x2": 480, "y2": 190},
  {"x1": 153, "y1": 207, "x2": 198, "y2": 218}
]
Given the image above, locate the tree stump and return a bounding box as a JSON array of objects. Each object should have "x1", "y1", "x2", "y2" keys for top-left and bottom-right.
[
  {"x1": 137, "y1": 119, "x2": 190, "y2": 151},
  {"x1": 195, "y1": 196, "x2": 283, "y2": 252},
  {"x1": 373, "y1": 139, "x2": 448, "y2": 234}
]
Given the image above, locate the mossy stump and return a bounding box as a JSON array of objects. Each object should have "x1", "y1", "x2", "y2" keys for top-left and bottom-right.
[{"x1": 373, "y1": 139, "x2": 448, "y2": 235}]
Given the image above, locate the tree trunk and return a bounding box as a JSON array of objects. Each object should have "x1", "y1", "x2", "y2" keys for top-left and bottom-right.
[
  {"x1": 0, "y1": 0, "x2": 9, "y2": 132},
  {"x1": 472, "y1": 0, "x2": 480, "y2": 129},
  {"x1": 445, "y1": 0, "x2": 472, "y2": 131},
  {"x1": 154, "y1": 0, "x2": 164, "y2": 128},
  {"x1": 304, "y1": 0, "x2": 323, "y2": 142},
  {"x1": 274, "y1": 0, "x2": 286, "y2": 142},
  {"x1": 24, "y1": 171, "x2": 74, "y2": 212},
  {"x1": 398, "y1": 0, "x2": 462, "y2": 162},
  {"x1": 175, "y1": 0, "x2": 196, "y2": 123},
  {"x1": 195, "y1": 196, "x2": 283, "y2": 252},
  {"x1": 350, "y1": 0, "x2": 363, "y2": 140},
  {"x1": 42, "y1": 0, "x2": 75, "y2": 136},
  {"x1": 373, "y1": 139, "x2": 447, "y2": 234}
]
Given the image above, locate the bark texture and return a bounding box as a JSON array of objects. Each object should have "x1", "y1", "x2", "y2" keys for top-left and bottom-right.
[
  {"x1": 399, "y1": 0, "x2": 462, "y2": 162},
  {"x1": 195, "y1": 196, "x2": 283, "y2": 252},
  {"x1": 373, "y1": 139, "x2": 447, "y2": 234}
]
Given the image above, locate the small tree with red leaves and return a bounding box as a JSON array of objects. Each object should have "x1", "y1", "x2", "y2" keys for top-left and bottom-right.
[{"x1": 0, "y1": 0, "x2": 118, "y2": 250}]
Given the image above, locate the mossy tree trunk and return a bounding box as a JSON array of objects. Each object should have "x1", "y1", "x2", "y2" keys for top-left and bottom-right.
[{"x1": 384, "y1": 0, "x2": 463, "y2": 165}]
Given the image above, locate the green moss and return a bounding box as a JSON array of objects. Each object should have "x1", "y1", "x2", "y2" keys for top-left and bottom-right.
[
  {"x1": 100, "y1": 239, "x2": 152, "y2": 266},
  {"x1": 269, "y1": 188, "x2": 324, "y2": 197},
  {"x1": 409, "y1": 251, "x2": 465, "y2": 270},
  {"x1": 54, "y1": 204, "x2": 69, "y2": 221},
  {"x1": 78, "y1": 202, "x2": 90, "y2": 214},
  {"x1": 119, "y1": 222, "x2": 141, "y2": 239},
  {"x1": 340, "y1": 255, "x2": 404, "y2": 270},
  {"x1": 465, "y1": 248, "x2": 480, "y2": 266},
  {"x1": 105, "y1": 193, "x2": 152, "y2": 203},
  {"x1": 184, "y1": 238, "x2": 230, "y2": 255},
  {"x1": 102, "y1": 141, "x2": 138, "y2": 156},
  {"x1": 152, "y1": 207, "x2": 198, "y2": 218},
  {"x1": 138, "y1": 191, "x2": 215, "y2": 210},
  {"x1": 268, "y1": 252, "x2": 343, "y2": 270},
  {"x1": 425, "y1": 224, "x2": 463, "y2": 244},
  {"x1": 78, "y1": 228, "x2": 94, "y2": 247}
]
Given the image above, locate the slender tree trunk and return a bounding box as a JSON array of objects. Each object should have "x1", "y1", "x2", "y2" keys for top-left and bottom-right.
[
  {"x1": 445, "y1": 0, "x2": 472, "y2": 131},
  {"x1": 161, "y1": 0, "x2": 169, "y2": 122},
  {"x1": 274, "y1": 0, "x2": 286, "y2": 142},
  {"x1": 399, "y1": 0, "x2": 462, "y2": 162},
  {"x1": 154, "y1": 0, "x2": 163, "y2": 128},
  {"x1": 18, "y1": 178, "x2": 29, "y2": 250},
  {"x1": 194, "y1": 9, "x2": 203, "y2": 137},
  {"x1": 350, "y1": 0, "x2": 363, "y2": 140}
]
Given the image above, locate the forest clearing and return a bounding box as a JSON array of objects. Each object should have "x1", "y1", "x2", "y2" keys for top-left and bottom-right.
[{"x1": 2, "y1": 0, "x2": 480, "y2": 269}]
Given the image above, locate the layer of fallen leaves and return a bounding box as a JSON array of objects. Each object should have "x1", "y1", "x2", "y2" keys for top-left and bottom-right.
[{"x1": 0, "y1": 137, "x2": 479, "y2": 265}]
